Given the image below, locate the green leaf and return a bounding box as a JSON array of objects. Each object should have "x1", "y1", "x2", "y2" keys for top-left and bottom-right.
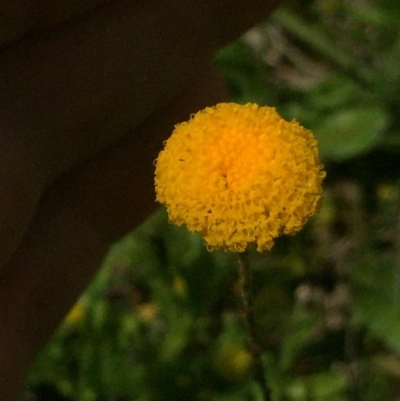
[
  {"x1": 287, "y1": 371, "x2": 348, "y2": 401},
  {"x1": 351, "y1": 259, "x2": 400, "y2": 354},
  {"x1": 349, "y1": 3, "x2": 394, "y2": 28},
  {"x1": 274, "y1": 8, "x2": 359, "y2": 73},
  {"x1": 214, "y1": 40, "x2": 273, "y2": 105},
  {"x1": 314, "y1": 106, "x2": 390, "y2": 161},
  {"x1": 307, "y1": 75, "x2": 365, "y2": 111}
]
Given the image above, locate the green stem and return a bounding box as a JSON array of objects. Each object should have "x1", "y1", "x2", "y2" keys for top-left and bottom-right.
[
  {"x1": 273, "y1": 8, "x2": 373, "y2": 86},
  {"x1": 238, "y1": 251, "x2": 270, "y2": 400}
]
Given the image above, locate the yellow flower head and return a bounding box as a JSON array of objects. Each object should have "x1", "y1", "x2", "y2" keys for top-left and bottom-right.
[{"x1": 155, "y1": 103, "x2": 325, "y2": 252}]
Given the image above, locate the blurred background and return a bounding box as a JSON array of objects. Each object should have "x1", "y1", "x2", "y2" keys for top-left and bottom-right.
[{"x1": 27, "y1": 0, "x2": 400, "y2": 400}]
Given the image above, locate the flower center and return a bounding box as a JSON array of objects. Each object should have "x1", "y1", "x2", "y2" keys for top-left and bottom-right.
[{"x1": 205, "y1": 129, "x2": 276, "y2": 192}]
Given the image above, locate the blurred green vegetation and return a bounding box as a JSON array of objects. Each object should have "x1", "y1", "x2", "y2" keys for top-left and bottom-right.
[{"x1": 28, "y1": 0, "x2": 400, "y2": 400}]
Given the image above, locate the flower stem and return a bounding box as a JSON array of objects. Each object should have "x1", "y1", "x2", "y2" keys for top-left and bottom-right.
[{"x1": 238, "y1": 251, "x2": 270, "y2": 400}]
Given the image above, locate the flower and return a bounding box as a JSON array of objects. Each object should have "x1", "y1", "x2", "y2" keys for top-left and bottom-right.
[{"x1": 155, "y1": 103, "x2": 325, "y2": 252}]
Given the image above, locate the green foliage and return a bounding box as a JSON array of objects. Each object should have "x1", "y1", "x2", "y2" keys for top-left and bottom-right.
[
  {"x1": 315, "y1": 105, "x2": 389, "y2": 161},
  {"x1": 29, "y1": 1, "x2": 400, "y2": 400}
]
